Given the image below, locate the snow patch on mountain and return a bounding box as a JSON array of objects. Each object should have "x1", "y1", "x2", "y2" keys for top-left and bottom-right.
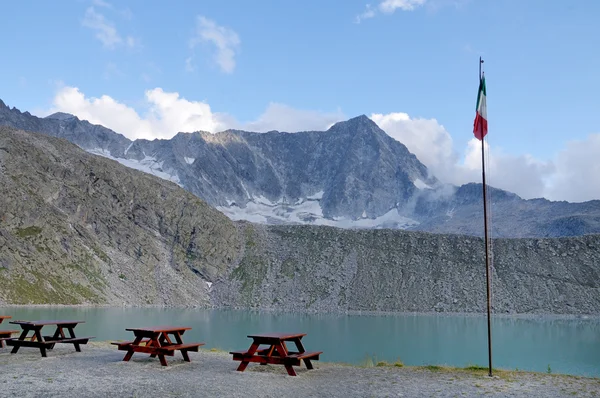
[
  {"x1": 414, "y1": 178, "x2": 432, "y2": 190},
  {"x1": 307, "y1": 191, "x2": 324, "y2": 200},
  {"x1": 88, "y1": 148, "x2": 182, "y2": 186},
  {"x1": 184, "y1": 157, "x2": 195, "y2": 165},
  {"x1": 217, "y1": 196, "x2": 419, "y2": 230}
]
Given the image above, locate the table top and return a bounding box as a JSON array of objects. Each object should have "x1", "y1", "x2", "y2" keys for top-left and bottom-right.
[
  {"x1": 247, "y1": 332, "x2": 306, "y2": 340},
  {"x1": 10, "y1": 320, "x2": 85, "y2": 326},
  {"x1": 0, "y1": 316, "x2": 11, "y2": 320},
  {"x1": 126, "y1": 326, "x2": 192, "y2": 333}
]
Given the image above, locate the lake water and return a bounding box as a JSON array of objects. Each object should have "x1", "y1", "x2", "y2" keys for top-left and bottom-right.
[{"x1": 1, "y1": 307, "x2": 598, "y2": 377}]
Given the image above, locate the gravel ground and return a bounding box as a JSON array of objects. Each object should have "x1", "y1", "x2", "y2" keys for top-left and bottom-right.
[{"x1": 0, "y1": 342, "x2": 598, "y2": 398}]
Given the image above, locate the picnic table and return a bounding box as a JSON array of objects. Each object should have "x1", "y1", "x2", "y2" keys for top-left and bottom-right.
[
  {"x1": 6, "y1": 320, "x2": 94, "y2": 357},
  {"x1": 113, "y1": 326, "x2": 204, "y2": 366},
  {"x1": 230, "y1": 332, "x2": 322, "y2": 376},
  {"x1": 0, "y1": 316, "x2": 19, "y2": 348}
]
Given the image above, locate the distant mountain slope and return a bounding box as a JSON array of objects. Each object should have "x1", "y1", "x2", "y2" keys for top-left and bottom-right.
[{"x1": 2, "y1": 98, "x2": 600, "y2": 237}]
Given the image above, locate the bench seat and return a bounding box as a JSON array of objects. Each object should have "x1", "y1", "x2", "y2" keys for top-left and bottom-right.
[
  {"x1": 229, "y1": 347, "x2": 274, "y2": 356},
  {"x1": 157, "y1": 343, "x2": 204, "y2": 353},
  {"x1": 5, "y1": 339, "x2": 55, "y2": 348},
  {"x1": 0, "y1": 331, "x2": 20, "y2": 348},
  {"x1": 111, "y1": 338, "x2": 152, "y2": 349},
  {"x1": 285, "y1": 351, "x2": 322, "y2": 361},
  {"x1": 231, "y1": 350, "x2": 322, "y2": 367},
  {"x1": 45, "y1": 336, "x2": 94, "y2": 344}
]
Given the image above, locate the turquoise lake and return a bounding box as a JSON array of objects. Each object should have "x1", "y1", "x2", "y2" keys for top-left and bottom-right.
[{"x1": 1, "y1": 307, "x2": 598, "y2": 377}]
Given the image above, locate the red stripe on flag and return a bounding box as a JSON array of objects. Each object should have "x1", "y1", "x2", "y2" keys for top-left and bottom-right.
[{"x1": 473, "y1": 113, "x2": 488, "y2": 141}]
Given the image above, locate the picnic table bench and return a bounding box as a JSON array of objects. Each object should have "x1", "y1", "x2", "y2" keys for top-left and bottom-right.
[
  {"x1": 231, "y1": 332, "x2": 322, "y2": 376},
  {"x1": 0, "y1": 316, "x2": 19, "y2": 348},
  {"x1": 6, "y1": 320, "x2": 94, "y2": 357},
  {"x1": 113, "y1": 326, "x2": 204, "y2": 366}
]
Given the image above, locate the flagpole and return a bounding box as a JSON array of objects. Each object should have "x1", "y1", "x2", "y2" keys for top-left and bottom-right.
[{"x1": 479, "y1": 56, "x2": 493, "y2": 377}]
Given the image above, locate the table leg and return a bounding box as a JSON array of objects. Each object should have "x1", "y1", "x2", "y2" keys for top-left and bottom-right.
[
  {"x1": 172, "y1": 332, "x2": 190, "y2": 362},
  {"x1": 10, "y1": 329, "x2": 29, "y2": 354},
  {"x1": 66, "y1": 327, "x2": 81, "y2": 352},
  {"x1": 123, "y1": 336, "x2": 144, "y2": 362},
  {"x1": 236, "y1": 342, "x2": 260, "y2": 372},
  {"x1": 34, "y1": 327, "x2": 47, "y2": 357},
  {"x1": 273, "y1": 342, "x2": 297, "y2": 376},
  {"x1": 284, "y1": 365, "x2": 298, "y2": 376},
  {"x1": 293, "y1": 337, "x2": 313, "y2": 369},
  {"x1": 158, "y1": 354, "x2": 168, "y2": 366},
  {"x1": 150, "y1": 335, "x2": 168, "y2": 366},
  {"x1": 150, "y1": 335, "x2": 164, "y2": 358}
]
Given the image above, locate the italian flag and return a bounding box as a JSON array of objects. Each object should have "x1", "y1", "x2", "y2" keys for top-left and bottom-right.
[{"x1": 473, "y1": 76, "x2": 487, "y2": 140}]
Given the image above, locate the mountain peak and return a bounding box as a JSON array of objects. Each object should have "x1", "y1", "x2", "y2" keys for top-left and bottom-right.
[
  {"x1": 328, "y1": 114, "x2": 379, "y2": 133},
  {"x1": 0, "y1": 99, "x2": 7, "y2": 109},
  {"x1": 45, "y1": 112, "x2": 76, "y2": 121}
]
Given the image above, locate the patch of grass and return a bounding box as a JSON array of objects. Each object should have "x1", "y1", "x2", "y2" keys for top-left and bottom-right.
[
  {"x1": 360, "y1": 354, "x2": 376, "y2": 368},
  {"x1": 423, "y1": 365, "x2": 443, "y2": 371},
  {"x1": 15, "y1": 226, "x2": 42, "y2": 238},
  {"x1": 230, "y1": 254, "x2": 268, "y2": 302},
  {"x1": 465, "y1": 365, "x2": 489, "y2": 371},
  {"x1": 92, "y1": 245, "x2": 111, "y2": 263},
  {"x1": 0, "y1": 270, "x2": 102, "y2": 304}
]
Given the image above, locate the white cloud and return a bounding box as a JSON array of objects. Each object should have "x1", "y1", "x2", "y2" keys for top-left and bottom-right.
[
  {"x1": 45, "y1": 86, "x2": 226, "y2": 140},
  {"x1": 544, "y1": 134, "x2": 600, "y2": 202},
  {"x1": 355, "y1": 4, "x2": 376, "y2": 23},
  {"x1": 244, "y1": 103, "x2": 345, "y2": 133},
  {"x1": 356, "y1": 0, "x2": 426, "y2": 22},
  {"x1": 92, "y1": 0, "x2": 112, "y2": 8},
  {"x1": 43, "y1": 87, "x2": 342, "y2": 141},
  {"x1": 185, "y1": 57, "x2": 195, "y2": 72},
  {"x1": 462, "y1": 139, "x2": 555, "y2": 200},
  {"x1": 125, "y1": 36, "x2": 136, "y2": 48},
  {"x1": 82, "y1": 6, "x2": 137, "y2": 50},
  {"x1": 379, "y1": 0, "x2": 427, "y2": 12},
  {"x1": 371, "y1": 112, "x2": 557, "y2": 201},
  {"x1": 190, "y1": 16, "x2": 240, "y2": 74},
  {"x1": 82, "y1": 7, "x2": 122, "y2": 49},
  {"x1": 371, "y1": 112, "x2": 458, "y2": 182}
]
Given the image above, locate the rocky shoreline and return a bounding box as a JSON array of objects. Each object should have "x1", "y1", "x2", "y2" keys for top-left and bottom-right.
[{"x1": 2, "y1": 304, "x2": 600, "y2": 320}]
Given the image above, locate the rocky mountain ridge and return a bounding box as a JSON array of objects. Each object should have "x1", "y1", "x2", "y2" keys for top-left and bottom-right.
[{"x1": 2, "y1": 98, "x2": 600, "y2": 237}]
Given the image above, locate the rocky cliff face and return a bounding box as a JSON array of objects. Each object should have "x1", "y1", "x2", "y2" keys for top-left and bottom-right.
[
  {"x1": 212, "y1": 224, "x2": 600, "y2": 315},
  {"x1": 0, "y1": 126, "x2": 240, "y2": 305}
]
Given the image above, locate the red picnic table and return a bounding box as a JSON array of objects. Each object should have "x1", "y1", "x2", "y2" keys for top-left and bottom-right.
[
  {"x1": 113, "y1": 326, "x2": 204, "y2": 366},
  {"x1": 0, "y1": 316, "x2": 19, "y2": 348},
  {"x1": 230, "y1": 332, "x2": 322, "y2": 376},
  {"x1": 6, "y1": 320, "x2": 94, "y2": 357}
]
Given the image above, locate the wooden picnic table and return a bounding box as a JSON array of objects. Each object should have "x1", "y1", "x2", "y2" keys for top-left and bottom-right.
[
  {"x1": 112, "y1": 326, "x2": 204, "y2": 366},
  {"x1": 0, "y1": 316, "x2": 19, "y2": 348},
  {"x1": 230, "y1": 332, "x2": 322, "y2": 376},
  {"x1": 6, "y1": 320, "x2": 94, "y2": 357}
]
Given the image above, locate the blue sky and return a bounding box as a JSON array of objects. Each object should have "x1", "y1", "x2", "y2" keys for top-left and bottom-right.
[{"x1": 1, "y1": 0, "x2": 599, "y2": 202}]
